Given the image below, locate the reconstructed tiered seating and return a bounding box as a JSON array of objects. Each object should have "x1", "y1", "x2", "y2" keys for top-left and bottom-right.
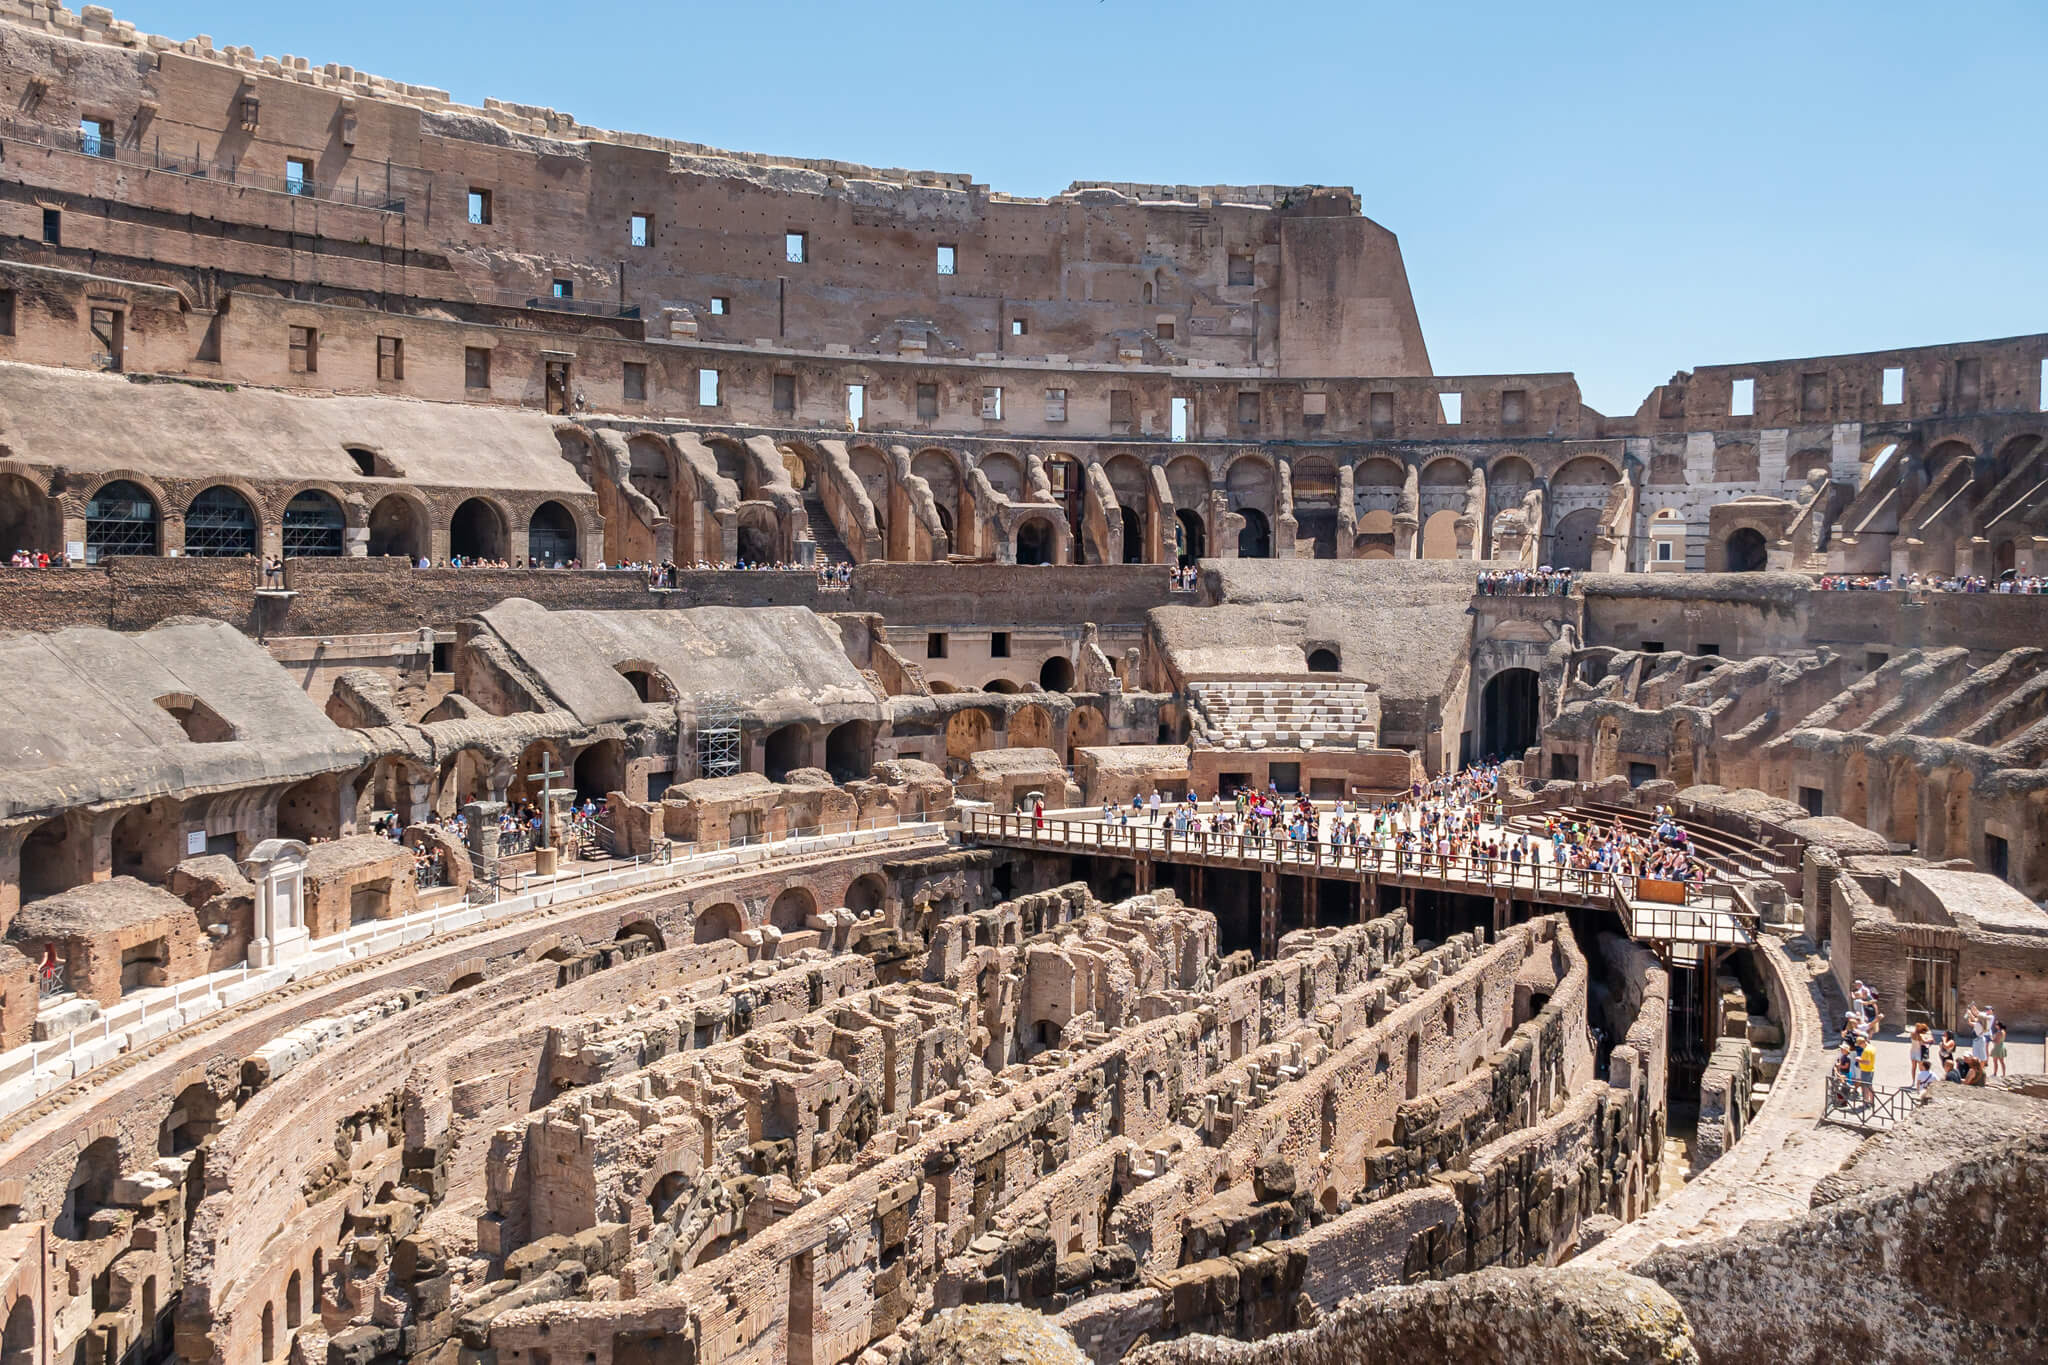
[{"x1": 1188, "y1": 679, "x2": 1380, "y2": 751}]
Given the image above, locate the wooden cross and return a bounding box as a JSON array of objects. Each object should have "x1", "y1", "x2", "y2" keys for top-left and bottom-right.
[{"x1": 527, "y1": 759, "x2": 569, "y2": 850}]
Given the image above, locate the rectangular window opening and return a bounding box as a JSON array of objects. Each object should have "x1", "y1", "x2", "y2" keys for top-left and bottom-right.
[
  {"x1": 80, "y1": 117, "x2": 112, "y2": 158},
  {"x1": 1641, "y1": 640, "x2": 1664, "y2": 653},
  {"x1": 1010, "y1": 317, "x2": 1027, "y2": 336},
  {"x1": 42, "y1": 208, "x2": 60, "y2": 245},
  {"x1": 709, "y1": 296, "x2": 729, "y2": 315},
  {"x1": 0, "y1": 289, "x2": 14, "y2": 338},
  {"x1": 1236, "y1": 392, "x2": 1259, "y2": 428},
  {"x1": 1170, "y1": 396, "x2": 1191, "y2": 442},
  {"x1": 697, "y1": 368, "x2": 721, "y2": 407},
  {"x1": 1500, "y1": 388, "x2": 1527, "y2": 427},
  {"x1": 1156, "y1": 319, "x2": 1176, "y2": 341},
  {"x1": 1730, "y1": 377, "x2": 1755, "y2": 417},
  {"x1": 980, "y1": 386, "x2": 1003, "y2": 422},
  {"x1": 1882, "y1": 366, "x2": 1904, "y2": 406},
  {"x1": 936, "y1": 244, "x2": 956, "y2": 275},
  {"x1": 1656, "y1": 541, "x2": 1673, "y2": 561},
  {"x1": 288, "y1": 325, "x2": 317, "y2": 375},
  {"x1": 1799, "y1": 786, "x2": 1825, "y2": 818},
  {"x1": 630, "y1": 213, "x2": 650, "y2": 248},
  {"x1": 623, "y1": 362, "x2": 647, "y2": 402},
  {"x1": 990, "y1": 631, "x2": 1011, "y2": 658},
  {"x1": 916, "y1": 382, "x2": 938, "y2": 421},
  {"x1": 786, "y1": 231, "x2": 808, "y2": 264},
  {"x1": 1109, "y1": 389, "x2": 1133, "y2": 432},
  {"x1": 773, "y1": 373, "x2": 796, "y2": 414},
  {"x1": 1227, "y1": 252, "x2": 1254, "y2": 287},
  {"x1": 467, "y1": 188, "x2": 492, "y2": 225},
  {"x1": 845, "y1": 383, "x2": 864, "y2": 428},
  {"x1": 551, "y1": 279, "x2": 573, "y2": 300},
  {"x1": 1987, "y1": 833, "x2": 2010, "y2": 883},
  {"x1": 285, "y1": 157, "x2": 312, "y2": 196},
  {"x1": 2039, "y1": 358, "x2": 2047, "y2": 412},
  {"x1": 464, "y1": 346, "x2": 492, "y2": 390},
  {"x1": 1698, "y1": 642, "x2": 1720, "y2": 657},
  {"x1": 1439, "y1": 391, "x2": 1462, "y2": 425},
  {"x1": 927, "y1": 632, "x2": 948, "y2": 659},
  {"x1": 376, "y1": 335, "x2": 403, "y2": 381},
  {"x1": 1369, "y1": 390, "x2": 1394, "y2": 435},
  {"x1": 1044, "y1": 388, "x2": 1067, "y2": 423}
]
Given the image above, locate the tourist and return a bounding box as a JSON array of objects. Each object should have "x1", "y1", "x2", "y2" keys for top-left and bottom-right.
[
  {"x1": 1991, "y1": 1018, "x2": 2008, "y2": 1077},
  {"x1": 1856, "y1": 1036, "x2": 1877, "y2": 1105}
]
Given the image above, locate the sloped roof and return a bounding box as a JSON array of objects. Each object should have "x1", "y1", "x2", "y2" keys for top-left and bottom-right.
[{"x1": 0, "y1": 618, "x2": 365, "y2": 821}]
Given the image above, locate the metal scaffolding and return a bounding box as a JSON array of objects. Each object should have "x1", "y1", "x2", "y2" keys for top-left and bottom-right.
[{"x1": 696, "y1": 691, "x2": 743, "y2": 779}]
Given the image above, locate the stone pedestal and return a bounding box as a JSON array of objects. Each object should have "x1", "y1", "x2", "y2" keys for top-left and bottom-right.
[{"x1": 243, "y1": 838, "x2": 311, "y2": 966}]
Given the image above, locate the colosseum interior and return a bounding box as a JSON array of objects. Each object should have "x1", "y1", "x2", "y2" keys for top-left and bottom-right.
[{"x1": 0, "y1": 5, "x2": 2045, "y2": 1364}]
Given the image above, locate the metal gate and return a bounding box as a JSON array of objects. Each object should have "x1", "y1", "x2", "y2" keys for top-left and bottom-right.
[{"x1": 1904, "y1": 948, "x2": 1957, "y2": 1032}]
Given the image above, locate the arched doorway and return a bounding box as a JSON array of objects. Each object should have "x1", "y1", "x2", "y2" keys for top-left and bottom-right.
[
  {"x1": 1065, "y1": 705, "x2": 1107, "y2": 764},
  {"x1": 1009, "y1": 703, "x2": 1053, "y2": 750},
  {"x1": 1550, "y1": 507, "x2": 1601, "y2": 572},
  {"x1": 1420, "y1": 508, "x2": 1461, "y2": 560},
  {"x1": 183, "y1": 486, "x2": 258, "y2": 556},
  {"x1": 946, "y1": 709, "x2": 993, "y2": 760},
  {"x1": 0, "y1": 473, "x2": 60, "y2": 559},
  {"x1": 86, "y1": 480, "x2": 159, "y2": 562},
  {"x1": 3, "y1": 1291, "x2": 35, "y2": 1365},
  {"x1": 825, "y1": 721, "x2": 869, "y2": 782},
  {"x1": 737, "y1": 505, "x2": 779, "y2": 565},
  {"x1": 19, "y1": 817, "x2": 73, "y2": 899},
  {"x1": 450, "y1": 498, "x2": 507, "y2": 561},
  {"x1": 768, "y1": 887, "x2": 815, "y2": 932},
  {"x1": 1307, "y1": 648, "x2": 1341, "y2": 673},
  {"x1": 1175, "y1": 508, "x2": 1206, "y2": 565},
  {"x1": 1236, "y1": 508, "x2": 1271, "y2": 559},
  {"x1": 528, "y1": 501, "x2": 578, "y2": 566},
  {"x1": 574, "y1": 739, "x2": 625, "y2": 800},
  {"x1": 1725, "y1": 527, "x2": 1768, "y2": 572},
  {"x1": 1480, "y1": 668, "x2": 1540, "y2": 760},
  {"x1": 1119, "y1": 505, "x2": 1144, "y2": 563},
  {"x1": 1039, "y1": 656, "x2": 1075, "y2": 692},
  {"x1": 762, "y1": 724, "x2": 807, "y2": 781},
  {"x1": 694, "y1": 902, "x2": 744, "y2": 943},
  {"x1": 845, "y1": 873, "x2": 886, "y2": 916},
  {"x1": 283, "y1": 490, "x2": 346, "y2": 557},
  {"x1": 1016, "y1": 518, "x2": 1055, "y2": 566},
  {"x1": 367, "y1": 495, "x2": 425, "y2": 560}
]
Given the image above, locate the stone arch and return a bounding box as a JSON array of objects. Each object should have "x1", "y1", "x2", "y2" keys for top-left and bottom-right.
[
  {"x1": 762, "y1": 724, "x2": 808, "y2": 781},
  {"x1": 707, "y1": 436, "x2": 756, "y2": 499},
  {"x1": 946, "y1": 708, "x2": 994, "y2": 759},
  {"x1": 845, "y1": 873, "x2": 886, "y2": 916},
  {"x1": 183, "y1": 484, "x2": 260, "y2": 557},
  {"x1": 1292, "y1": 456, "x2": 1340, "y2": 559},
  {"x1": 984, "y1": 678, "x2": 1022, "y2": 694},
  {"x1": 1223, "y1": 454, "x2": 1275, "y2": 530},
  {"x1": 1354, "y1": 508, "x2": 1396, "y2": 559},
  {"x1": 366, "y1": 492, "x2": 428, "y2": 560},
  {"x1": 0, "y1": 471, "x2": 62, "y2": 558},
  {"x1": 735, "y1": 502, "x2": 780, "y2": 565},
  {"x1": 769, "y1": 887, "x2": 816, "y2": 932},
  {"x1": 449, "y1": 497, "x2": 509, "y2": 562},
  {"x1": 914, "y1": 447, "x2": 969, "y2": 559},
  {"x1": 282, "y1": 488, "x2": 347, "y2": 557},
  {"x1": 1039, "y1": 655, "x2": 1075, "y2": 693},
  {"x1": 85, "y1": 477, "x2": 161, "y2": 562},
  {"x1": 1015, "y1": 517, "x2": 1057, "y2": 566},
  {"x1": 978, "y1": 451, "x2": 1027, "y2": 500},
  {"x1": 1306, "y1": 648, "x2": 1341, "y2": 673},
  {"x1": 1887, "y1": 758, "x2": 1922, "y2": 847},
  {"x1": 694, "y1": 903, "x2": 744, "y2": 943},
  {"x1": 1723, "y1": 526, "x2": 1769, "y2": 572},
  {"x1": 1174, "y1": 507, "x2": 1206, "y2": 564},
  {"x1": 1118, "y1": 504, "x2": 1144, "y2": 563},
  {"x1": 1992, "y1": 433, "x2": 2041, "y2": 482},
  {"x1": 574, "y1": 738, "x2": 625, "y2": 801},
  {"x1": 1420, "y1": 507, "x2": 1461, "y2": 560},
  {"x1": 825, "y1": 720, "x2": 871, "y2": 782},
  {"x1": 617, "y1": 919, "x2": 666, "y2": 950},
  {"x1": 1236, "y1": 507, "x2": 1272, "y2": 559},
  {"x1": 57, "y1": 1135, "x2": 122, "y2": 1239},
  {"x1": 528, "y1": 500, "x2": 579, "y2": 566},
  {"x1": 617, "y1": 660, "x2": 674, "y2": 703},
  {"x1": 1065, "y1": 705, "x2": 1107, "y2": 764},
  {"x1": 1480, "y1": 668, "x2": 1540, "y2": 760},
  {"x1": 1712, "y1": 442, "x2": 1760, "y2": 482},
  {"x1": 1551, "y1": 507, "x2": 1603, "y2": 571},
  {"x1": 110, "y1": 798, "x2": 181, "y2": 882},
  {"x1": 1009, "y1": 703, "x2": 1054, "y2": 750},
  {"x1": 3, "y1": 1291, "x2": 35, "y2": 1365},
  {"x1": 286, "y1": 1269, "x2": 303, "y2": 1330},
  {"x1": 19, "y1": 816, "x2": 76, "y2": 900}
]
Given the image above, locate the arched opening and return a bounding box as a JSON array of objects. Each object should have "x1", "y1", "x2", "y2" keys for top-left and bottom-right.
[
  {"x1": 449, "y1": 498, "x2": 507, "y2": 561},
  {"x1": 1044, "y1": 454, "x2": 1087, "y2": 555},
  {"x1": 528, "y1": 501, "x2": 578, "y2": 566},
  {"x1": 366, "y1": 494, "x2": 425, "y2": 560},
  {"x1": 763, "y1": 724, "x2": 808, "y2": 781},
  {"x1": 1550, "y1": 507, "x2": 1602, "y2": 572},
  {"x1": 1353, "y1": 508, "x2": 1396, "y2": 559},
  {"x1": 110, "y1": 799, "x2": 178, "y2": 881},
  {"x1": 282, "y1": 490, "x2": 346, "y2": 557},
  {"x1": 1008, "y1": 703, "x2": 1053, "y2": 750},
  {"x1": 825, "y1": 721, "x2": 870, "y2": 783},
  {"x1": 574, "y1": 738, "x2": 625, "y2": 801},
  {"x1": 1480, "y1": 668, "x2": 1540, "y2": 760},
  {"x1": 845, "y1": 873, "x2": 886, "y2": 916},
  {"x1": 0, "y1": 473, "x2": 61, "y2": 559},
  {"x1": 769, "y1": 887, "x2": 815, "y2": 932},
  {"x1": 1420, "y1": 507, "x2": 1461, "y2": 560},
  {"x1": 85, "y1": 480, "x2": 159, "y2": 562},
  {"x1": 693, "y1": 903, "x2": 743, "y2": 943},
  {"x1": 946, "y1": 708, "x2": 993, "y2": 759},
  {"x1": 159, "y1": 1080, "x2": 223, "y2": 1157},
  {"x1": 619, "y1": 665, "x2": 670, "y2": 703},
  {"x1": 1, "y1": 1292, "x2": 31, "y2": 1365},
  {"x1": 1235, "y1": 508, "x2": 1271, "y2": 559},
  {"x1": 1119, "y1": 504, "x2": 1144, "y2": 563},
  {"x1": 736, "y1": 505, "x2": 779, "y2": 566},
  {"x1": 1725, "y1": 527, "x2": 1769, "y2": 572},
  {"x1": 261, "y1": 1303, "x2": 276, "y2": 1361},
  {"x1": 1175, "y1": 508, "x2": 1206, "y2": 565},
  {"x1": 1306, "y1": 648, "x2": 1341, "y2": 674},
  {"x1": 286, "y1": 1270, "x2": 303, "y2": 1330},
  {"x1": 447, "y1": 972, "x2": 484, "y2": 992},
  {"x1": 1065, "y1": 705, "x2": 1107, "y2": 765},
  {"x1": 617, "y1": 919, "x2": 666, "y2": 951},
  {"x1": 983, "y1": 679, "x2": 1021, "y2": 695},
  {"x1": 1038, "y1": 656, "x2": 1075, "y2": 693},
  {"x1": 20, "y1": 816, "x2": 75, "y2": 900},
  {"x1": 1995, "y1": 538, "x2": 2018, "y2": 577},
  {"x1": 1016, "y1": 518, "x2": 1055, "y2": 566},
  {"x1": 183, "y1": 485, "x2": 258, "y2": 557},
  {"x1": 650, "y1": 1171, "x2": 690, "y2": 1220},
  {"x1": 1291, "y1": 458, "x2": 1340, "y2": 559},
  {"x1": 58, "y1": 1136, "x2": 121, "y2": 1240}
]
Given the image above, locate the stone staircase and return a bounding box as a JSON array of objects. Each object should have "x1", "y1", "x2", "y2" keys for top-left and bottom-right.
[
  {"x1": 1187, "y1": 680, "x2": 1380, "y2": 751},
  {"x1": 802, "y1": 487, "x2": 854, "y2": 564}
]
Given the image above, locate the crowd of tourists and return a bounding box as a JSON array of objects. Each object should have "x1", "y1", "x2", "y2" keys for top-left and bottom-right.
[
  {"x1": 1832, "y1": 980, "x2": 2007, "y2": 1106},
  {"x1": 1170, "y1": 564, "x2": 1201, "y2": 590},
  {"x1": 1818, "y1": 571, "x2": 2047, "y2": 594},
  {"x1": 1069, "y1": 761, "x2": 1707, "y2": 885},
  {"x1": 8, "y1": 549, "x2": 65, "y2": 568},
  {"x1": 1476, "y1": 567, "x2": 1575, "y2": 596}
]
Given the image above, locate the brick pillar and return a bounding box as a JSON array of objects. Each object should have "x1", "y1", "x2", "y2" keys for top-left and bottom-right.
[
  {"x1": 1259, "y1": 867, "x2": 1278, "y2": 958},
  {"x1": 464, "y1": 800, "x2": 504, "y2": 890}
]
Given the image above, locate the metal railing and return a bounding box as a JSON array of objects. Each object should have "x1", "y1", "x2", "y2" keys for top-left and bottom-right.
[
  {"x1": 1823, "y1": 1077, "x2": 1920, "y2": 1130},
  {"x1": 37, "y1": 960, "x2": 68, "y2": 1000}
]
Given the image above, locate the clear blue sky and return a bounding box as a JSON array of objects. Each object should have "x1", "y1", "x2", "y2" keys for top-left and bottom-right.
[{"x1": 118, "y1": 0, "x2": 2046, "y2": 416}]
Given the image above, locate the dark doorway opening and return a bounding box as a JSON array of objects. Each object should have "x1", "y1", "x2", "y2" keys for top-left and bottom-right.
[{"x1": 1479, "y1": 667, "x2": 1540, "y2": 760}]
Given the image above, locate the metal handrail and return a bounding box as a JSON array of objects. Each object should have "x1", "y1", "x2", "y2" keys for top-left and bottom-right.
[{"x1": 1823, "y1": 1078, "x2": 1919, "y2": 1129}]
